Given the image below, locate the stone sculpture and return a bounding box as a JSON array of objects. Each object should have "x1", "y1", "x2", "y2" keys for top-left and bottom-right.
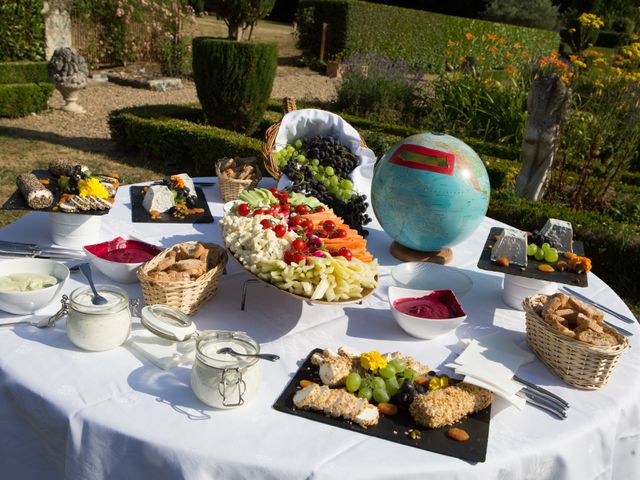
[
  {"x1": 48, "y1": 47, "x2": 89, "y2": 113},
  {"x1": 515, "y1": 74, "x2": 570, "y2": 200}
]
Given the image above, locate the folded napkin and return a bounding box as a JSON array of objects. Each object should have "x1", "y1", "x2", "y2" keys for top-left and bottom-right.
[
  {"x1": 446, "y1": 331, "x2": 535, "y2": 409},
  {"x1": 127, "y1": 327, "x2": 196, "y2": 370}
]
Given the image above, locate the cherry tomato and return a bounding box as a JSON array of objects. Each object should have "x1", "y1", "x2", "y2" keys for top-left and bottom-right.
[
  {"x1": 253, "y1": 209, "x2": 264, "y2": 215},
  {"x1": 278, "y1": 191, "x2": 289, "y2": 203},
  {"x1": 329, "y1": 250, "x2": 338, "y2": 256},
  {"x1": 292, "y1": 252, "x2": 307, "y2": 264},
  {"x1": 270, "y1": 205, "x2": 281, "y2": 215},
  {"x1": 290, "y1": 216, "x2": 304, "y2": 227},
  {"x1": 269, "y1": 188, "x2": 278, "y2": 195},
  {"x1": 338, "y1": 247, "x2": 353, "y2": 261},
  {"x1": 337, "y1": 228, "x2": 348, "y2": 238},
  {"x1": 274, "y1": 224, "x2": 287, "y2": 238},
  {"x1": 260, "y1": 219, "x2": 274, "y2": 229},
  {"x1": 280, "y1": 203, "x2": 291, "y2": 212},
  {"x1": 295, "y1": 204, "x2": 310, "y2": 215},
  {"x1": 323, "y1": 220, "x2": 336, "y2": 232},
  {"x1": 283, "y1": 249, "x2": 294, "y2": 264},
  {"x1": 237, "y1": 203, "x2": 250, "y2": 216},
  {"x1": 315, "y1": 229, "x2": 327, "y2": 238},
  {"x1": 292, "y1": 239, "x2": 307, "y2": 251},
  {"x1": 315, "y1": 206, "x2": 325, "y2": 213},
  {"x1": 301, "y1": 219, "x2": 314, "y2": 231}
]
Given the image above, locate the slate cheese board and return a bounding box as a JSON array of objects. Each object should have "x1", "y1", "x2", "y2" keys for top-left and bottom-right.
[{"x1": 130, "y1": 186, "x2": 213, "y2": 224}]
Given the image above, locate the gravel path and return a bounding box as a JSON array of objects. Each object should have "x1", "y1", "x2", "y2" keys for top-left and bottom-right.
[{"x1": 0, "y1": 67, "x2": 338, "y2": 144}]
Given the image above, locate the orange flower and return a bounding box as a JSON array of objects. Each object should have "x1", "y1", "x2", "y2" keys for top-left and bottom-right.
[
  {"x1": 486, "y1": 33, "x2": 498, "y2": 41},
  {"x1": 568, "y1": 54, "x2": 578, "y2": 63},
  {"x1": 446, "y1": 49, "x2": 453, "y2": 56},
  {"x1": 488, "y1": 45, "x2": 498, "y2": 53},
  {"x1": 459, "y1": 56, "x2": 466, "y2": 63},
  {"x1": 465, "y1": 32, "x2": 476, "y2": 40},
  {"x1": 447, "y1": 39, "x2": 457, "y2": 47},
  {"x1": 498, "y1": 37, "x2": 507, "y2": 45},
  {"x1": 505, "y1": 50, "x2": 513, "y2": 58},
  {"x1": 513, "y1": 42, "x2": 522, "y2": 49}
]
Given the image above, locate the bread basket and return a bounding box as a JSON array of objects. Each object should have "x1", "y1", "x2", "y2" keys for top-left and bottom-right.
[
  {"x1": 137, "y1": 242, "x2": 228, "y2": 315},
  {"x1": 523, "y1": 294, "x2": 629, "y2": 389},
  {"x1": 215, "y1": 157, "x2": 261, "y2": 202},
  {"x1": 261, "y1": 97, "x2": 368, "y2": 180}
]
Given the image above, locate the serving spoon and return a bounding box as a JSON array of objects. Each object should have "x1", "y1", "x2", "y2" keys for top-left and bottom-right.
[
  {"x1": 217, "y1": 347, "x2": 279, "y2": 362},
  {"x1": 78, "y1": 263, "x2": 108, "y2": 305}
]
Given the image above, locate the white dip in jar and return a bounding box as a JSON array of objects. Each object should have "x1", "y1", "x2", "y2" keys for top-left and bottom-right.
[
  {"x1": 191, "y1": 331, "x2": 261, "y2": 408},
  {"x1": 66, "y1": 284, "x2": 131, "y2": 351}
]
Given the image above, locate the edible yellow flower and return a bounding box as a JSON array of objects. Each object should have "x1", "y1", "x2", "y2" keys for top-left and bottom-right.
[
  {"x1": 78, "y1": 178, "x2": 109, "y2": 198},
  {"x1": 428, "y1": 375, "x2": 450, "y2": 391},
  {"x1": 360, "y1": 351, "x2": 387, "y2": 372},
  {"x1": 578, "y1": 13, "x2": 604, "y2": 30}
]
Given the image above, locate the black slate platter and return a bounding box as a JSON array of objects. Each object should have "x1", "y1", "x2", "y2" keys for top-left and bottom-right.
[
  {"x1": 2, "y1": 170, "x2": 111, "y2": 215},
  {"x1": 273, "y1": 349, "x2": 491, "y2": 463},
  {"x1": 477, "y1": 227, "x2": 587, "y2": 287},
  {"x1": 130, "y1": 186, "x2": 213, "y2": 223}
]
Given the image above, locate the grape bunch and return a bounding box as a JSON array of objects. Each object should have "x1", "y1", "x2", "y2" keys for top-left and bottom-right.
[
  {"x1": 344, "y1": 358, "x2": 419, "y2": 404},
  {"x1": 302, "y1": 136, "x2": 359, "y2": 178}
]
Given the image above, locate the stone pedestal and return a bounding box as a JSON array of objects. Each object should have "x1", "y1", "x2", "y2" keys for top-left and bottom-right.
[{"x1": 57, "y1": 85, "x2": 85, "y2": 113}]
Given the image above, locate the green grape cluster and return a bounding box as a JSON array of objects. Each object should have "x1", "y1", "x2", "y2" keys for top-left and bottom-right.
[
  {"x1": 527, "y1": 242, "x2": 559, "y2": 263},
  {"x1": 344, "y1": 358, "x2": 418, "y2": 404}
]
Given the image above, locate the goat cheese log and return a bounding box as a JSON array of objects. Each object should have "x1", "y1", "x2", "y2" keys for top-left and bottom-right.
[
  {"x1": 310, "y1": 349, "x2": 356, "y2": 387},
  {"x1": 409, "y1": 383, "x2": 493, "y2": 429},
  {"x1": 293, "y1": 384, "x2": 379, "y2": 427},
  {"x1": 48, "y1": 159, "x2": 90, "y2": 177},
  {"x1": 16, "y1": 173, "x2": 53, "y2": 209}
]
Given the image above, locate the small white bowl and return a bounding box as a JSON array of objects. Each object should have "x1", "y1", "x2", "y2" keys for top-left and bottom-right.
[
  {"x1": 388, "y1": 286, "x2": 467, "y2": 340},
  {"x1": 391, "y1": 262, "x2": 473, "y2": 297},
  {"x1": 502, "y1": 274, "x2": 556, "y2": 310},
  {"x1": 83, "y1": 236, "x2": 161, "y2": 284},
  {"x1": 0, "y1": 258, "x2": 69, "y2": 314}
]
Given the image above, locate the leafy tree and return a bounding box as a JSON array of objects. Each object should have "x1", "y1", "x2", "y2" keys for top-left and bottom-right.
[
  {"x1": 207, "y1": 0, "x2": 276, "y2": 40},
  {"x1": 483, "y1": 0, "x2": 560, "y2": 30}
]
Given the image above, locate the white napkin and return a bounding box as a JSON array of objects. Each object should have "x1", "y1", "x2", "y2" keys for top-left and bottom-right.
[
  {"x1": 127, "y1": 329, "x2": 196, "y2": 370},
  {"x1": 447, "y1": 331, "x2": 535, "y2": 409}
]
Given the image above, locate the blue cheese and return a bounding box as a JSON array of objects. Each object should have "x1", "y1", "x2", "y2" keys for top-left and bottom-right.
[
  {"x1": 540, "y1": 219, "x2": 573, "y2": 253},
  {"x1": 491, "y1": 227, "x2": 528, "y2": 267},
  {"x1": 143, "y1": 185, "x2": 175, "y2": 213}
]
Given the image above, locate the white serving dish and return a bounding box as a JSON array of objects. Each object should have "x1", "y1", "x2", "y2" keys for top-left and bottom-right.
[
  {"x1": 83, "y1": 236, "x2": 161, "y2": 284},
  {"x1": 391, "y1": 262, "x2": 473, "y2": 297},
  {"x1": 388, "y1": 286, "x2": 467, "y2": 340},
  {"x1": 50, "y1": 212, "x2": 103, "y2": 248},
  {"x1": 502, "y1": 274, "x2": 556, "y2": 310},
  {"x1": 0, "y1": 258, "x2": 69, "y2": 314}
]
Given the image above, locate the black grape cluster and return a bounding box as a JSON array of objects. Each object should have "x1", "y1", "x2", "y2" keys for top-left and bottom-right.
[{"x1": 301, "y1": 136, "x2": 359, "y2": 178}]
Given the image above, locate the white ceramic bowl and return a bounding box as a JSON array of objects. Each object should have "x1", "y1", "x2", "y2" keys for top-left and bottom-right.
[
  {"x1": 391, "y1": 262, "x2": 473, "y2": 297},
  {"x1": 83, "y1": 236, "x2": 161, "y2": 284},
  {"x1": 502, "y1": 274, "x2": 556, "y2": 310},
  {"x1": 49, "y1": 212, "x2": 103, "y2": 248},
  {"x1": 388, "y1": 286, "x2": 467, "y2": 340},
  {"x1": 0, "y1": 258, "x2": 70, "y2": 314}
]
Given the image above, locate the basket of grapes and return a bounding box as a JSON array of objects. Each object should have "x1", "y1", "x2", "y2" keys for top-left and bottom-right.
[{"x1": 262, "y1": 97, "x2": 377, "y2": 235}]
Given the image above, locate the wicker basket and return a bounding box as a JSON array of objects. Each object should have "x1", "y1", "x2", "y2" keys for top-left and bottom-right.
[
  {"x1": 216, "y1": 157, "x2": 261, "y2": 203},
  {"x1": 137, "y1": 242, "x2": 228, "y2": 315},
  {"x1": 523, "y1": 294, "x2": 629, "y2": 389},
  {"x1": 261, "y1": 96, "x2": 368, "y2": 180}
]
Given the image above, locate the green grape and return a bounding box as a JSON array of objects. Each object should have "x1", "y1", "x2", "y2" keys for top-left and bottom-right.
[
  {"x1": 325, "y1": 166, "x2": 335, "y2": 176},
  {"x1": 311, "y1": 159, "x2": 320, "y2": 167},
  {"x1": 403, "y1": 368, "x2": 417, "y2": 381},
  {"x1": 385, "y1": 376, "x2": 399, "y2": 396},
  {"x1": 294, "y1": 139, "x2": 303, "y2": 149},
  {"x1": 378, "y1": 366, "x2": 396, "y2": 379},
  {"x1": 296, "y1": 154, "x2": 306, "y2": 164},
  {"x1": 340, "y1": 179, "x2": 353, "y2": 191},
  {"x1": 388, "y1": 359, "x2": 407, "y2": 372},
  {"x1": 339, "y1": 191, "x2": 351, "y2": 202},
  {"x1": 373, "y1": 388, "x2": 390, "y2": 404},
  {"x1": 544, "y1": 247, "x2": 559, "y2": 263},
  {"x1": 534, "y1": 249, "x2": 545, "y2": 261},
  {"x1": 371, "y1": 376, "x2": 386, "y2": 390},
  {"x1": 541, "y1": 242, "x2": 551, "y2": 252},
  {"x1": 329, "y1": 176, "x2": 339, "y2": 188},
  {"x1": 527, "y1": 243, "x2": 538, "y2": 257},
  {"x1": 357, "y1": 386, "x2": 372, "y2": 400},
  {"x1": 345, "y1": 372, "x2": 362, "y2": 393},
  {"x1": 286, "y1": 145, "x2": 294, "y2": 153}
]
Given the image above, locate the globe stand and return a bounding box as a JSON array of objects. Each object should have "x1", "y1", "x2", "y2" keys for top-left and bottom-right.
[{"x1": 390, "y1": 242, "x2": 453, "y2": 265}]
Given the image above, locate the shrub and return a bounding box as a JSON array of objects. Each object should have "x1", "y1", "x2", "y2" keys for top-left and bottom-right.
[
  {"x1": 0, "y1": 0, "x2": 45, "y2": 62},
  {"x1": 296, "y1": 0, "x2": 559, "y2": 72},
  {"x1": 0, "y1": 83, "x2": 55, "y2": 118},
  {"x1": 0, "y1": 62, "x2": 48, "y2": 84},
  {"x1": 595, "y1": 31, "x2": 631, "y2": 49},
  {"x1": 482, "y1": 0, "x2": 560, "y2": 30},
  {"x1": 192, "y1": 37, "x2": 277, "y2": 135},
  {"x1": 208, "y1": 0, "x2": 276, "y2": 40}
]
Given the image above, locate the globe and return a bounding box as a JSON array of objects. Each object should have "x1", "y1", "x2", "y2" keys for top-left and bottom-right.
[{"x1": 371, "y1": 133, "x2": 490, "y2": 252}]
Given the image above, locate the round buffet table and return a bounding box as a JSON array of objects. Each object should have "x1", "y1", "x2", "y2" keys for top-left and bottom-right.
[{"x1": 1, "y1": 179, "x2": 639, "y2": 480}]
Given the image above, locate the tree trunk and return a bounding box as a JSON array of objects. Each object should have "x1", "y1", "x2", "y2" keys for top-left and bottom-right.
[{"x1": 227, "y1": 23, "x2": 244, "y2": 41}]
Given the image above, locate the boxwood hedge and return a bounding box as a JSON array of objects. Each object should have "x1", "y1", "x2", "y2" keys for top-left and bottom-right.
[
  {"x1": 0, "y1": 83, "x2": 54, "y2": 118},
  {"x1": 297, "y1": 0, "x2": 560, "y2": 71},
  {"x1": 0, "y1": 61, "x2": 48, "y2": 84}
]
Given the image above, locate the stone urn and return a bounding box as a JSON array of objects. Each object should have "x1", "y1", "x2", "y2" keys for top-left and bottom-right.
[{"x1": 47, "y1": 47, "x2": 89, "y2": 113}]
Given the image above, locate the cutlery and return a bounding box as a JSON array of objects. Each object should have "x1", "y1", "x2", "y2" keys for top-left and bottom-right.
[
  {"x1": 513, "y1": 375, "x2": 569, "y2": 408},
  {"x1": 194, "y1": 181, "x2": 216, "y2": 186},
  {"x1": 0, "y1": 241, "x2": 86, "y2": 260},
  {"x1": 0, "y1": 295, "x2": 69, "y2": 328},
  {"x1": 517, "y1": 391, "x2": 567, "y2": 419},
  {"x1": 603, "y1": 320, "x2": 633, "y2": 337},
  {"x1": 519, "y1": 385, "x2": 567, "y2": 411},
  {"x1": 561, "y1": 287, "x2": 636, "y2": 324},
  {"x1": 78, "y1": 263, "x2": 108, "y2": 305},
  {"x1": 217, "y1": 347, "x2": 280, "y2": 362}
]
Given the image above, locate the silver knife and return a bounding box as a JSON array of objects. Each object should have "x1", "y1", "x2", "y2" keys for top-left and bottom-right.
[
  {"x1": 562, "y1": 287, "x2": 636, "y2": 324},
  {"x1": 517, "y1": 391, "x2": 567, "y2": 419},
  {"x1": 0, "y1": 251, "x2": 84, "y2": 260},
  {"x1": 604, "y1": 320, "x2": 633, "y2": 337},
  {"x1": 513, "y1": 375, "x2": 569, "y2": 408}
]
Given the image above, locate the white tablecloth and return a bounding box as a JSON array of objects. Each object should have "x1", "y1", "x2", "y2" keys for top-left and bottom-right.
[{"x1": 1, "y1": 179, "x2": 639, "y2": 480}]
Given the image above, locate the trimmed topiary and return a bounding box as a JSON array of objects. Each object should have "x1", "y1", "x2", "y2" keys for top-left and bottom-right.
[
  {"x1": 0, "y1": 61, "x2": 48, "y2": 84},
  {"x1": 0, "y1": 83, "x2": 54, "y2": 118},
  {"x1": 192, "y1": 37, "x2": 277, "y2": 135}
]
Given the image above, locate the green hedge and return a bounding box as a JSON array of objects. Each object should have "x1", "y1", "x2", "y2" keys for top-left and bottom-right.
[
  {"x1": 108, "y1": 107, "x2": 263, "y2": 176},
  {"x1": 0, "y1": 83, "x2": 54, "y2": 118},
  {"x1": 297, "y1": 0, "x2": 560, "y2": 71},
  {"x1": 488, "y1": 189, "x2": 640, "y2": 302},
  {"x1": 595, "y1": 30, "x2": 630, "y2": 49},
  {"x1": 0, "y1": 61, "x2": 48, "y2": 84},
  {"x1": 0, "y1": 0, "x2": 46, "y2": 62}
]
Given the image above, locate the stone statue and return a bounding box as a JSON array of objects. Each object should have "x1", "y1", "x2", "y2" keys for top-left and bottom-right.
[
  {"x1": 48, "y1": 47, "x2": 89, "y2": 113},
  {"x1": 515, "y1": 74, "x2": 570, "y2": 200}
]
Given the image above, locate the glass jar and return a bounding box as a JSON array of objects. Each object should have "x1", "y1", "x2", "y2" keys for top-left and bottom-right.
[
  {"x1": 66, "y1": 284, "x2": 131, "y2": 351},
  {"x1": 191, "y1": 331, "x2": 261, "y2": 409}
]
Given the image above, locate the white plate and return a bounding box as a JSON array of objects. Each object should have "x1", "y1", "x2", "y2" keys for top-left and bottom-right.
[{"x1": 391, "y1": 262, "x2": 473, "y2": 297}]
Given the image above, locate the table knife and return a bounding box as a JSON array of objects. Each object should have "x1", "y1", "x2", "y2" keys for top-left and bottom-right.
[
  {"x1": 513, "y1": 375, "x2": 569, "y2": 408},
  {"x1": 562, "y1": 287, "x2": 636, "y2": 324},
  {"x1": 517, "y1": 391, "x2": 567, "y2": 419}
]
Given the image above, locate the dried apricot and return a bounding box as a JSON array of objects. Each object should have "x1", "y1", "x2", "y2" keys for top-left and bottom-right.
[
  {"x1": 299, "y1": 380, "x2": 315, "y2": 388},
  {"x1": 538, "y1": 264, "x2": 555, "y2": 273},
  {"x1": 377, "y1": 403, "x2": 398, "y2": 416},
  {"x1": 495, "y1": 256, "x2": 510, "y2": 267},
  {"x1": 447, "y1": 428, "x2": 470, "y2": 441}
]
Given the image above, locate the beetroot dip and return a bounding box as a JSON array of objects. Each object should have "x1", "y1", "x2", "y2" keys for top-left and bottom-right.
[
  {"x1": 393, "y1": 289, "x2": 465, "y2": 319},
  {"x1": 85, "y1": 237, "x2": 161, "y2": 264}
]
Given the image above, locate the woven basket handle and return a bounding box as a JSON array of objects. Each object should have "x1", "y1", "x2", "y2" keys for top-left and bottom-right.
[{"x1": 283, "y1": 96, "x2": 297, "y2": 114}]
